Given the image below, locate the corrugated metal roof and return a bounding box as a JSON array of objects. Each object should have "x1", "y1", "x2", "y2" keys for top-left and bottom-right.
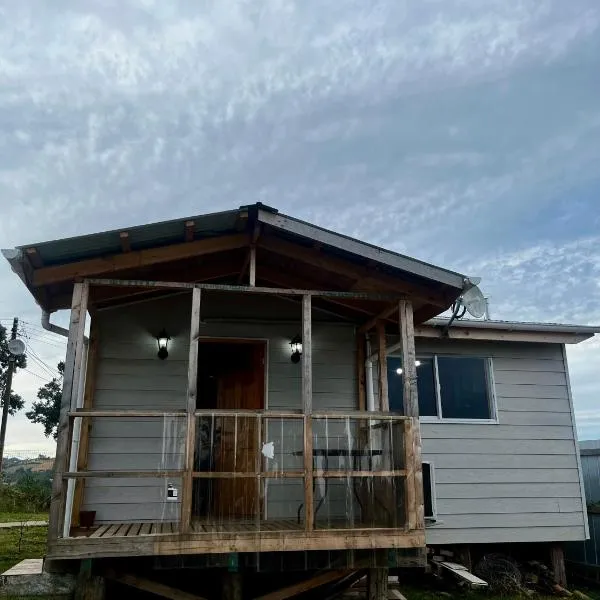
[
  {"x1": 426, "y1": 317, "x2": 600, "y2": 335},
  {"x1": 17, "y1": 208, "x2": 241, "y2": 266}
]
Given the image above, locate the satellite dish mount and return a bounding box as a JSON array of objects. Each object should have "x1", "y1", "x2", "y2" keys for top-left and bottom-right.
[{"x1": 442, "y1": 277, "x2": 486, "y2": 337}]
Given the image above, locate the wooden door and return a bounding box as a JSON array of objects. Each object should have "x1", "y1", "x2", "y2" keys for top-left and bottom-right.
[{"x1": 213, "y1": 342, "x2": 265, "y2": 519}]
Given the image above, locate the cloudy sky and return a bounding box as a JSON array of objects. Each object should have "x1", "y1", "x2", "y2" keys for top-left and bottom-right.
[{"x1": 0, "y1": 0, "x2": 599, "y2": 453}]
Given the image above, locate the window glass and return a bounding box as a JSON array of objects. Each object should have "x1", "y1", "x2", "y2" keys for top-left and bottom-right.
[
  {"x1": 437, "y1": 356, "x2": 491, "y2": 419},
  {"x1": 387, "y1": 357, "x2": 437, "y2": 416}
]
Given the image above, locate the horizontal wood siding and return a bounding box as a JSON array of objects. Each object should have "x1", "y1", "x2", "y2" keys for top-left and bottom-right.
[
  {"x1": 83, "y1": 294, "x2": 357, "y2": 523},
  {"x1": 416, "y1": 338, "x2": 586, "y2": 545}
]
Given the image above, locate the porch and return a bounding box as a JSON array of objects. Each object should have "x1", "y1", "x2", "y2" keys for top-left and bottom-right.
[{"x1": 47, "y1": 275, "x2": 426, "y2": 562}]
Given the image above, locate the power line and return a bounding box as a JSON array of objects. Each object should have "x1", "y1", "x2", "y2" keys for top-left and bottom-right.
[
  {"x1": 24, "y1": 344, "x2": 59, "y2": 380},
  {"x1": 23, "y1": 368, "x2": 53, "y2": 383}
]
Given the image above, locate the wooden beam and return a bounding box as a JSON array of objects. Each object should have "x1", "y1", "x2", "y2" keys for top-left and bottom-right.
[
  {"x1": 181, "y1": 287, "x2": 201, "y2": 533},
  {"x1": 253, "y1": 570, "x2": 349, "y2": 600},
  {"x1": 107, "y1": 571, "x2": 208, "y2": 600},
  {"x1": 249, "y1": 245, "x2": 256, "y2": 286},
  {"x1": 25, "y1": 247, "x2": 44, "y2": 268},
  {"x1": 302, "y1": 295, "x2": 314, "y2": 532},
  {"x1": 376, "y1": 321, "x2": 388, "y2": 412},
  {"x1": 258, "y1": 236, "x2": 447, "y2": 307},
  {"x1": 359, "y1": 302, "x2": 402, "y2": 334},
  {"x1": 63, "y1": 471, "x2": 184, "y2": 479},
  {"x1": 398, "y1": 298, "x2": 424, "y2": 532},
  {"x1": 184, "y1": 220, "x2": 195, "y2": 242},
  {"x1": 550, "y1": 544, "x2": 567, "y2": 587},
  {"x1": 367, "y1": 568, "x2": 388, "y2": 600},
  {"x1": 48, "y1": 281, "x2": 88, "y2": 543},
  {"x1": 119, "y1": 231, "x2": 131, "y2": 253},
  {"x1": 33, "y1": 233, "x2": 249, "y2": 286},
  {"x1": 71, "y1": 318, "x2": 100, "y2": 527},
  {"x1": 357, "y1": 333, "x2": 366, "y2": 411}
]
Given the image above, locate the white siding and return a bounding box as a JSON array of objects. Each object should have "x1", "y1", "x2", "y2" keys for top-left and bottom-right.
[
  {"x1": 416, "y1": 338, "x2": 587, "y2": 545},
  {"x1": 82, "y1": 293, "x2": 357, "y2": 523}
]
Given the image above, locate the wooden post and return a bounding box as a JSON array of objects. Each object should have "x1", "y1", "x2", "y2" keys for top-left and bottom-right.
[
  {"x1": 181, "y1": 287, "x2": 201, "y2": 533},
  {"x1": 357, "y1": 333, "x2": 366, "y2": 411},
  {"x1": 48, "y1": 282, "x2": 88, "y2": 543},
  {"x1": 72, "y1": 318, "x2": 100, "y2": 526},
  {"x1": 249, "y1": 245, "x2": 256, "y2": 286},
  {"x1": 75, "y1": 560, "x2": 105, "y2": 600},
  {"x1": 550, "y1": 544, "x2": 567, "y2": 587},
  {"x1": 223, "y1": 572, "x2": 243, "y2": 600},
  {"x1": 399, "y1": 298, "x2": 424, "y2": 531},
  {"x1": 302, "y1": 295, "x2": 314, "y2": 531},
  {"x1": 367, "y1": 568, "x2": 388, "y2": 600},
  {"x1": 376, "y1": 321, "x2": 388, "y2": 411}
]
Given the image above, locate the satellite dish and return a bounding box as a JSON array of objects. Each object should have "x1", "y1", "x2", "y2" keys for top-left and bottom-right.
[
  {"x1": 459, "y1": 285, "x2": 486, "y2": 319},
  {"x1": 8, "y1": 339, "x2": 26, "y2": 357}
]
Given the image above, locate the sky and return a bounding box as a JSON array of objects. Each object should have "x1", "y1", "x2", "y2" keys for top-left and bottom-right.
[{"x1": 0, "y1": 0, "x2": 599, "y2": 453}]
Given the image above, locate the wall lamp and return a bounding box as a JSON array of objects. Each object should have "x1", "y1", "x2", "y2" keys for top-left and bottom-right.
[
  {"x1": 290, "y1": 334, "x2": 302, "y2": 364},
  {"x1": 157, "y1": 329, "x2": 170, "y2": 360}
]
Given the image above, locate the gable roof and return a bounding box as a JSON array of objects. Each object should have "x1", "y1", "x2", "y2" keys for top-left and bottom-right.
[{"x1": 2, "y1": 203, "x2": 468, "y2": 323}]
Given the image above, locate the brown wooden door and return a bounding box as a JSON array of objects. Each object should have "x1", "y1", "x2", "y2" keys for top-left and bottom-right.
[{"x1": 212, "y1": 342, "x2": 265, "y2": 519}]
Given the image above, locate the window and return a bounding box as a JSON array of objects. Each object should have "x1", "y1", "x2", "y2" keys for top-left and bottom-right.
[{"x1": 387, "y1": 355, "x2": 495, "y2": 421}]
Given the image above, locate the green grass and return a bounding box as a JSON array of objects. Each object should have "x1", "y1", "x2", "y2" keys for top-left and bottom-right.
[
  {"x1": 0, "y1": 525, "x2": 47, "y2": 574},
  {"x1": 0, "y1": 511, "x2": 48, "y2": 523}
]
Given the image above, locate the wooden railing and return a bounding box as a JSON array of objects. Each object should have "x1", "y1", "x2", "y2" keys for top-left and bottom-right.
[{"x1": 64, "y1": 409, "x2": 418, "y2": 536}]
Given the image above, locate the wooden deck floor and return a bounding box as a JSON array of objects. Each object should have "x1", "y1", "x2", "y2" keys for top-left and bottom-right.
[{"x1": 71, "y1": 519, "x2": 404, "y2": 538}]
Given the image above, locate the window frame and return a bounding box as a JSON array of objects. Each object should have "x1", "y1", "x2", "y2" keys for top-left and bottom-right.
[{"x1": 383, "y1": 353, "x2": 498, "y2": 424}]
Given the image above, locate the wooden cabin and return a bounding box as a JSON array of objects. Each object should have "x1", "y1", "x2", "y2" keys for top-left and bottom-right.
[{"x1": 3, "y1": 203, "x2": 596, "y2": 598}]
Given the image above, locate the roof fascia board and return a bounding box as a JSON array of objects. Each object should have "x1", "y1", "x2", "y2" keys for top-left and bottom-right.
[
  {"x1": 257, "y1": 209, "x2": 465, "y2": 290},
  {"x1": 414, "y1": 324, "x2": 594, "y2": 344}
]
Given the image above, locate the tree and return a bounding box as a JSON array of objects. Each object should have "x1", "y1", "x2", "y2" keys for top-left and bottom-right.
[
  {"x1": 0, "y1": 324, "x2": 27, "y2": 415},
  {"x1": 26, "y1": 362, "x2": 64, "y2": 439}
]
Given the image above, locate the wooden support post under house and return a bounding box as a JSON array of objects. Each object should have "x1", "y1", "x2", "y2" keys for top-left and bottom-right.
[
  {"x1": 376, "y1": 320, "x2": 388, "y2": 411},
  {"x1": 223, "y1": 572, "x2": 243, "y2": 600},
  {"x1": 367, "y1": 568, "x2": 388, "y2": 600},
  {"x1": 48, "y1": 281, "x2": 89, "y2": 544},
  {"x1": 398, "y1": 298, "x2": 425, "y2": 531},
  {"x1": 302, "y1": 294, "x2": 314, "y2": 531},
  {"x1": 550, "y1": 544, "x2": 567, "y2": 587},
  {"x1": 75, "y1": 560, "x2": 105, "y2": 600},
  {"x1": 357, "y1": 333, "x2": 366, "y2": 411},
  {"x1": 181, "y1": 287, "x2": 202, "y2": 533},
  {"x1": 72, "y1": 318, "x2": 100, "y2": 526}
]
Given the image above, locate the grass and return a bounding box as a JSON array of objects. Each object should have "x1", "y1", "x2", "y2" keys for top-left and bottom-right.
[
  {"x1": 0, "y1": 511, "x2": 48, "y2": 524},
  {"x1": 0, "y1": 525, "x2": 47, "y2": 574}
]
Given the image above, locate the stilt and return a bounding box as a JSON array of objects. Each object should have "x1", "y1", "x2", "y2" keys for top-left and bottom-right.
[
  {"x1": 550, "y1": 544, "x2": 567, "y2": 587},
  {"x1": 223, "y1": 572, "x2": 243, "y2": 600},
  {"x1": 454, "y1": 545, "x2": 472, "y2": 571},
  {"x1": 75, "y1": 560, "x2": 105, "y2": 600},
  {"x1": 367, "y1": 568, "x2": 388, "y2": 600}
]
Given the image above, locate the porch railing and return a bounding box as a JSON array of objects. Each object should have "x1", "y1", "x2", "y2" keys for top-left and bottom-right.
[{"x1": 63, "y1": 409, "x2": 417, "y2": 536}]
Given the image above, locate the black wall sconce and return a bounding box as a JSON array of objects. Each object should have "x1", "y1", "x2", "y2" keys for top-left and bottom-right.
[
  {"x1": 290, "y1": 334, "x2": 302, "y2": 364},
  {"x1": 157, "y1": 329, "x2": 170, "y2": 360}
]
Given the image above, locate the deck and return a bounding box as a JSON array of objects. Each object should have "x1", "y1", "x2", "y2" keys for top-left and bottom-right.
[{"x1": 47, "y1": 519, "x2": 425, "y2": 560}]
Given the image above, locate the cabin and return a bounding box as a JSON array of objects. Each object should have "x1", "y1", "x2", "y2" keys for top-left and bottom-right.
[{"x1": 3, "y1": 203, "x2": 598, "y2": 599}]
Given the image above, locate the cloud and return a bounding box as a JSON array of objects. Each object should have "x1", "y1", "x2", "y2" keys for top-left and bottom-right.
[{"x1": 0, "y1": 0, "x2": 598, "y2": 444}]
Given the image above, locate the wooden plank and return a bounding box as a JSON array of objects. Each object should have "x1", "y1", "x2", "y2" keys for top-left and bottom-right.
[
  {"x1": 34, "y1": 233, "x2": 249, "y2": 286},
  {"x1": 314, "y1": 470, "x2": 406, "y2": 478},
  {"x1": 127, "y1": 523, "x2": 142, "y2": 536},
  {"x1": 48, "y1": 529, "x2": 427, "y2": 559},
  {"x1": 120, "y1": 231, "x2": 131, "y2": 253},
  {"x1": 115, "y1": 523, "x2": 131, "y2": 536},
  {"x1": 86, "y1": 277, "x2": 402, "y2": 301},
  {"x1": 249, "y1": 245, "x2": 256, "y2": 286},
  {"x1": 404, "y1": 420, "x2": 416, "y2": 532},
  {"x1": 302, "y1": 295, "x2": 314, "y2": 532},
  {"x1": 253, "y1": 570, "x2": 350, "y2": 600},
  {"x1": 376, "y1": 320, "x2": 388, "y2": 411},
  {"x1": 359, "y1": 302, "x2": 400, "y2": 334},
  {"x1": 63, "y1": 471, "x2": 184, "y2": 478},
  {"x1": 107, "y1": 571, "x2": 209, "y2": 600},
  {"x1": 357, "y1": 333, "x2": 366, "y2": 411},
  {"x1": 48, "y1": 281, "x2": 88, "y2": 543},
  {"x1": 184, "y1": 220, "x2": 195, "y2": 242},
  {"x1": 71, "y1": 410, "x2": 186, "y2": 417},
  {"x1": 181, "y1": 287, "x2": 201, "y2": 533},
  {"x1": 89, "y1": 525, "x2": 110, "y2": 538},
  {"x1": 104, "y1": 524, "x2": 121, "y2": 537},
  {"x1": 72, "y1": 318, "x2": 100, "y2": 527},
  {"x1": 140, "y1": 523, "x2": 152, "y2": 535}
]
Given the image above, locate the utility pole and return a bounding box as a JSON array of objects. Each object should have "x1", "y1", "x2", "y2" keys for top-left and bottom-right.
[{"x1": 0, "y1": 318, "x2": 18, "y2": 473}]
